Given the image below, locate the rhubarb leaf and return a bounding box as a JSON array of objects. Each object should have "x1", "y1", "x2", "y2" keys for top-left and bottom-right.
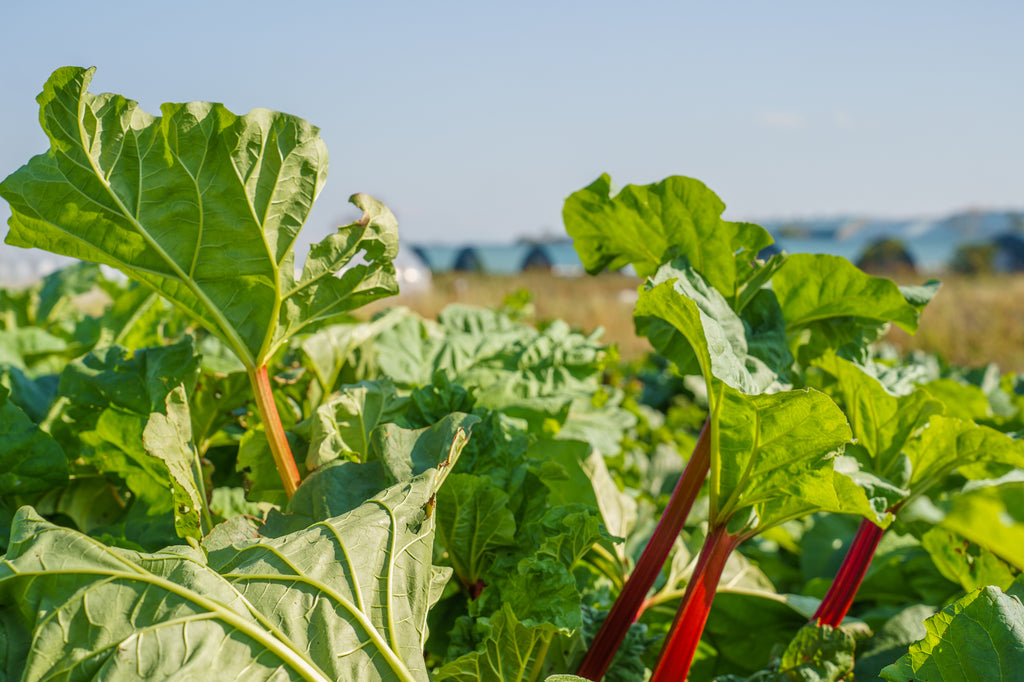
[
  {"x1": 634, "y1": 262, "x2": 782, "y2": 397},
  {"x1": 435, "y1": 473, "x2": 518, "y2": 588},
  {"x1": 773, "y1": 254, "x2": 921, "y2": 334},
  {"x1": 0, "y1": 66, "x2": 396, "y2": 370},
  {"x1": 51, "y1": 339, "x2": 200, "y2": 517},
  {"x1": 880, "y1": 586, "x2": 1024, "y2": 681},
  {"x1": 0, "y1": 384, "x2": 67, "y2": 495},
  {"x1": 920, "y1": 528, "x2": 1016, "y2": 593},
  {"x1": 303, "y1": 379, "x2": 396, "y2": 468},
  {"x1": 713, "y1": 384, "x2": 852, "y2": 531},
  {"x1": 141, "y1": 385, "x2": 205, "y2": 541},
  {"x1": 903, "y1": 416, "x2": 1024, "y2": 492},
  {"x1": 434, "y1": 604, "x2": 559, "y2": 682},
  {"x1": 2, "y1": 450, "x2": 456, "y2": 681},
  {"x1": 771, "y1": 254, "x2": 926, "y2": 362},
  {"x1": 562, "y1": 173, "x2": 773, "y2": 292},
  {"x1": 940, "y1": 472, "x2": 1024, "y2": 570},
  {"x1": 814, "y1": 354, "x2": 944, "y2": 482}
]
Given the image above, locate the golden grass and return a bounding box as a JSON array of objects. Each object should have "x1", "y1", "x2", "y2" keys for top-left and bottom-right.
[
  {"x1": 885, "y1": 274, "x2": 1024, "y2": 373},
  {"x1": 376, "y1": 271, "x2": 1024, "y2": 373}
]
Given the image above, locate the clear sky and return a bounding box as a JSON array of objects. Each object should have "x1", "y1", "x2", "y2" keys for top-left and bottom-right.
[{"x1": 1, "y1": 1, "x2": 1021, "y2": 250}]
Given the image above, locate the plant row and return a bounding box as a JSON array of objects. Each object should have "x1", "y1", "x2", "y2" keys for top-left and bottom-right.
[{"x1": 1, "y1": 67, "x2": 1023, "y2": 681}]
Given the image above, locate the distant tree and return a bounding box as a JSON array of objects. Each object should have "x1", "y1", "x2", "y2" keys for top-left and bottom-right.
[
  {"x1": 951, "y1": 242, "x2": 997, "y2": 275},
  {"x1": 856, "y1": 238, "x2": 916, "y2": 275}
]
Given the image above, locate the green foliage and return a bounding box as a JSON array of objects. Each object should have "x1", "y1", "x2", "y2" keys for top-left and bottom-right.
[
  {"x1": 1, "y1": 466, "x2": 448, "y2": 682},
  {"x1": 0, "y1": 66, "x2": 398, "y2": 371},
  {"x1": 2, "y1": 72, "x2": 1023, "y2": 682},
  {"x1": 881, "y1": 586, "x2": 1024, "y2": 681}
]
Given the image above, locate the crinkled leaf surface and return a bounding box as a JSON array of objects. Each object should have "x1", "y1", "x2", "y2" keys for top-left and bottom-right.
[
  {"x1": 52, "y1": 339, "x2": 200, "y2": 515},
  {"x1": 1, "y1": 460, "x2": 453, "y2": 681},
  {"x1": 0, "y1": 66, "x2": 397, "y2": 369},
  {"x1": 278, "y1": 413, "x2": 479, "y2": 531},
  {"x1": 880, "y1": 586, "x2": 1024, "y2": 681},
  {"x1": 370, "y1": 413, "x2": 479, "y2": 485},
  {"x1": 434, "y1": 604, "x2": 559, "y2": 682},
  {"x1": 562, "y1": 173, "x2": 772, "y2": 291},
  {"x1": 304, "y1": 378, "x2": 396, "y2": 469},
  {"x1": 435, "y1": 473, "x2": 518, "y2": 588}
]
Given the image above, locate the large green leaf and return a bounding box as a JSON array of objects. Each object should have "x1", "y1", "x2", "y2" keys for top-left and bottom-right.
[
  {"x1": 815, "y1": 354, "x2": 944, "y2": 482},
  {"x1": 713, "y1": 384, "x2": 857, "y2": 533},
  {"x1": 880, "y1": 586, "x2": 1024, "y2": 681},
  {"x1": 903, "y1": 416, "x2": 1024, "y2": 493},
  {"x1": 435, "y1": 473, "x2": 518, "y2": 588},
  {"x1": 562, "y1": 173, "x2": 772, "y2": 292},
  {"x1": 772, "y1": 254, "x2": 921, "y2": 335},
  {"x1": 1, "y1": 459, "x2": 454, "y2": 681},
  {"x1": 0, "y1": 383, "x2": 67, "y2": 495},
  {"x1": 0, "y1": 66, "x2": 397, "y2": 370}
]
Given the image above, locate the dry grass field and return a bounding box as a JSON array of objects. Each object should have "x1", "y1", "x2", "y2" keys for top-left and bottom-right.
[{"x1": 375, "y1": 271, "x2": 1024, "y2": 373}]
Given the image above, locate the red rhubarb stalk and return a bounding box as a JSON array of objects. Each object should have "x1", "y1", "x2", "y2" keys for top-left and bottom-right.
[
  {"x1": 248, "y1": 365, "x2": 302, "y2": 497},
  {"x1": 577, "y1": 421, "x2": 711, "y2": 681},
  {"x1": 650, "y1": 524, "x2": 743, "y2": 682},
  {"x1": 812, "y1": 518, "x2": 885, "y2": 626}
]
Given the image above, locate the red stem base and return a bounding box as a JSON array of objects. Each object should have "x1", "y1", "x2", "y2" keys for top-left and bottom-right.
[
  {"x1": 650, "y1": 524, "x2": 742, "y2": 682},
  {"x1": 812, "y1": 518, "x2": 885, "y2": 627},
  {"x1": 577, "y1": 421, "x2": 711, "y2": 680}
]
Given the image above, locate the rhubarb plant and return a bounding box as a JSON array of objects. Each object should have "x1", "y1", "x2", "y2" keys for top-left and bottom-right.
[
  {"x1": 564, "y1": 174, "x2": 933, "y2": 680},
  {"x1": 0, "y1": 66, "x2": 399, "y2": 496},
  {"x1": 809, "y1": 354, "x2": 1024, "y2": 627},
  {"x1": 0, "y1": 414, "x2": 473, "y2": 682}
]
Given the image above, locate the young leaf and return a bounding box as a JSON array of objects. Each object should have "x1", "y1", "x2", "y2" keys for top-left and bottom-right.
[
  {"x1": 141, "y1": 385, "x2": 209, "y2": 540},
  {"x1": 435, "y1": 473, "x2": 518, "y2": 589},
  {"x1": 303, "y1": 378, "x2": 397, "y2": 469},
  {"x1": 434, "y1": 604, "x2": 560, "y2": 682},
  {"x1": 634, "y1": 263, "x2": 780, "y2": 397},
  {"x1": 814, "y1": 354, "x2": 945, "y2": 484},
  {"x1": 51, "y1": 340, "x2": 201, "y2": 516}
]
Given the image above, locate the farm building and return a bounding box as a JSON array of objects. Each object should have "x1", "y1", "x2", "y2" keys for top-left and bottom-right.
[{"x1": 410, "y1": 240, "x2": 586, "y2": 276}]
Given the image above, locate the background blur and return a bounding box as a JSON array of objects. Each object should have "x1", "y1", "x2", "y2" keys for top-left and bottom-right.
[
  {"x1": 2, "y1": 1, "x2": 1022, "y2": 369},
  {"x1": 1, "y1": 1, "x2": 1021, "y2": 247}
]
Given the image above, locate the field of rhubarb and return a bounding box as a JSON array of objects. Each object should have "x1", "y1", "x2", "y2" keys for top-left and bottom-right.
[{"x1": 1, "y1": 67, "x2": 1022, "y2": 681}]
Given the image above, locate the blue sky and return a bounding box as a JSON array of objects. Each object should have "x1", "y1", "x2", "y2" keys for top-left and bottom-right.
[{"x1": 1, "y1": 1, "x2": 1021, "y2": 250}]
